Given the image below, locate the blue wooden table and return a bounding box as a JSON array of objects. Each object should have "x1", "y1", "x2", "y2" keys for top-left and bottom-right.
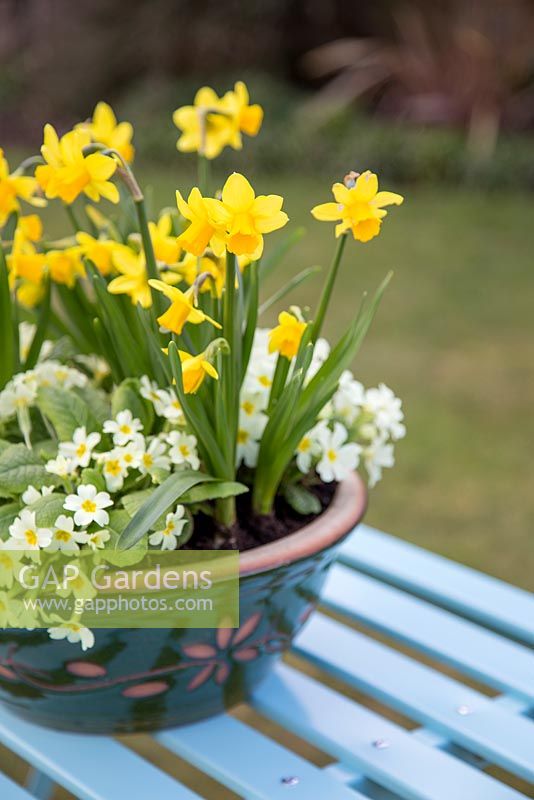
[{"x1": 1, "y1": 524, "x2": 533, "y2": 799}]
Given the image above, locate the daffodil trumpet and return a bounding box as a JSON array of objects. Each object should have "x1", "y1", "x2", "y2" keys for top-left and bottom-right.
[{"x1": 148, "y1": 279, "x2": 222, "y2": 335}]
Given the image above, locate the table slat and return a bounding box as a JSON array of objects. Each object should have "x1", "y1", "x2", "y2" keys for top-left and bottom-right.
[
  {"x1": 157, "y1": 713, "x2": 366, "y2": 800},
  {"x1": 0, "y1": 706, "x2": 200, "y2": 800},
  {"x1": 339, "y1": 526, "x2": 534, "y2": 645},
  {"x1": 322, "y1": 564, "x2": 534, "y2": 701},
  {"x1": 295, "y1": 613, "x2": 534, "y2": 783},
  {"x1": 252, "y1": 663, "x2": 527, "y2": 800}
]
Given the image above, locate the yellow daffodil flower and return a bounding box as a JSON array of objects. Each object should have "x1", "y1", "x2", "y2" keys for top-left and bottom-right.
[
  {"x1": 207, "y1": 173, "x2": 288, "y2": 258},
  {"x1": 268, "y1": 310, "x2": 307, "y2": 359},
  {"x1": 7, "y1": 229, "x2": 46, "y2": 285},
  {"x1": 76, "y1": 232, "x2": 118, "y2": 276},
  {"x1": 173, "y1": 82, "x2": 263, "y2": 160},
  {"x1": 0, "y1": 148, "x2": 45, "y2": 226},
  {"x1": 79, "y1": 101, "x2": 134, "y2": 163},
  {"x1": 35, "y1": 124, "x2": 119, "y2": 205},
  {"x1": 177, "y1": 252, "x2": 225, "y2": 297},
  {"x1": 108, "y1": 245, "x2": 151, "y2": 307},
  {"x1": 178, "y1": 349, "x2": 219, "y2": 394},
  {"x1": 148, "y1": 279, "x2": 222, "y2": 335},
  {"x1": 149, "y1": 213, "x2": 181, "y2": 265},
  {"x1": 311, "y1": 171, "x2": 403, "y2": 243},
  {"x1": 18, "y1": 214, "x2": 43, "y2": 242},
  {"x1": 46, "y1": 247, "x2": 85, "y2": 288},
  {"x1": 17, "y1": 280, "x2": 44, "y2": 309},
  {"x1": 218, "y1": 81, "x2": 263, "y2": 149},
  {"x1": 176, "y1": 187, "x2": 226, "y2": 257}
]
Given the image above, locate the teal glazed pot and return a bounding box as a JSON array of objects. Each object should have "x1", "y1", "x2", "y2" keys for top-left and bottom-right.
[{"x1": 0, "y1": 474, "x2": 366, "y2": 733}]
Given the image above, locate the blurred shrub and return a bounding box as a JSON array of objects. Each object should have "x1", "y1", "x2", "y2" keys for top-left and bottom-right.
[{"x1": 301, "y1": 0, "x2": 534, "y2": 161}]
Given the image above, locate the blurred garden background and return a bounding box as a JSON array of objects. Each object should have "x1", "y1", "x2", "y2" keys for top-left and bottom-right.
[{"x1": 0, "y1": 0, "x2": 533, "y2": 589}]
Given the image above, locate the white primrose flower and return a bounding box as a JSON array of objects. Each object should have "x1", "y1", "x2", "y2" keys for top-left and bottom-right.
[
  {"x1": 316, "y1": 422, "x2": 362, "y2": 483},
  {"x1": 363, "y1": 436, "x2": 395, "y2": 488},
  {"x1": 159, "y1": 388, "x2": 185, "y2": 423},
  {"x1": 47, "y1": 515, "x2": 89, "y2": 553},
  {"x1": 33, "y1": 361, "x2": 87, "y2": 390},
  {"x1": 59, "y1": 426, "x2": 101, "y2": 468},
  {"x1": 63, "y1": 484, "x2": 113, "y2": 528},
  {"x1": 140, "y1": 376, "x2": 170, "y2": 417},
  {"x1": 86, "y1": 529, "x2": 111, "y2": 551},
  {"x1": 47, "y1": 622, "x2": 95, "y2": 651},
  {"x1": 76, "y1": 354, "x2": 110, "y2": 382},
  {"x1": 45, "y1": 454, "x2": 78, "y2": 478},
  {"x1": 115, "y1": 435, "x2": 144, "y2": 470},
  {"x1": 149, "y1": 506, "x2": 187, "y2": 550},
  {"x1": 236, "y1": 411, "x2": 267, "y2": 468},
  {"x1": 21, "y1": 485, "x2": 54, "y2": 506},
  {"x1": 103, "y1": 409, "x2": 143, "y2": 445},
  {"x1": 0, "y1": 376, "x2": 37, "y2": 445},
  {"x1": 364, "y1": 383, "x2": 406, "y2": 441},
  {"x1": 100, "y1": 450, "x2": 130, "y2": 492},
  {"x1": 240, "y1": 391, "x2": 268, "y2": 417},
  {"x1": 8, "y1": 510, "x2": 52, "y2": 550},
  {"x1": 139, "y1": 438, "x2": 171, "y2": 478},
  {"x1": 167, "y1": 431, "x2": 200, "y2": 470},
  {"x1": 333, "y1": 370, "x2": 365, "y2": 425},
  {"x1": 295, "y1": 426, "x2": 322, "y2": 474}
]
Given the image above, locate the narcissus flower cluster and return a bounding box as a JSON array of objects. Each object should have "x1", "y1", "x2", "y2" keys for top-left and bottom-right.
[{"x1": 0, "y1": 80, "x2": 406, "y2": 648}]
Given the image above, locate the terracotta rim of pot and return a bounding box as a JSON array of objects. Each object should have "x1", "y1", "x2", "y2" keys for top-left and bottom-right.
[{"x1": 239, "y1": 472, "x2": 367, "y2": 577}]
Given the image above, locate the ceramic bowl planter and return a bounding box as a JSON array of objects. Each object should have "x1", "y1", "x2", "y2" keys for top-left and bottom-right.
[{"x1": 0, "y1": 473, "x2": 366, "y2": 733}]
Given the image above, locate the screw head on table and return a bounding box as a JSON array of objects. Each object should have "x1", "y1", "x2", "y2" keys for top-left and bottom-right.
[
  {"x1": 280, "y1": 775, "x2": 300, "y2": 786},
  {"x1": 373, "y1": 738, "x2": 391, "y2": 749},
  {"x1": 456, "y1": 704, "x2": 472, "y2": 716}
]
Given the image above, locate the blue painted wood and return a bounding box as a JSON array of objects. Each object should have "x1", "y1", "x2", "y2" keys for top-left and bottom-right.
[
  {"x1": 25, "y1": 769, "x2": 55, "y2": 799},
  {"x1": 0, "y1": 773, "x2": 35, "y2": 799},
  {"x1": 252, "y1": 662, "x2": 528, "y2": 800},
  {"x1": 339, "y1": 525, "x2": 534, "y2": 645},
  {"x1": 0, "y1": 706, "x2": 200, "y2": 800},
  {"x1": 294, "y1": 613, "x2": 534, "y2": 783},
  {"x1": 156, "y1": 713, "x2": 367, "y2": 799},
  {"x1": 321, "y1": 564, "x2": 534, "y2": 702}
]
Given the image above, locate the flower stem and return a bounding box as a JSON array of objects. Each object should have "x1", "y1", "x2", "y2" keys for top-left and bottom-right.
[
  {"x1": 63, "y1": 203, "x2": 82, "y2": 234},
  {"x1": 197, "y1": 155, "x2": 210, "y2": 195},
  {"x1": 134, "y1": 197, "x2": 164, "y2": 316},
  {"x1": 311, "y1": 234, "x2": 347, "y2": 342}
]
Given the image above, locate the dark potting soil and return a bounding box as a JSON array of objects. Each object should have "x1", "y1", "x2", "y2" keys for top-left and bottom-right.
[{"x1": 188, "y1": 482, "x2": 337, "y2": 551}]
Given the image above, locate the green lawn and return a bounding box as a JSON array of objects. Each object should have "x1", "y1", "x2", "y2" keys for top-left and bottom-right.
[{"x1": 40, "y1": 166, "x2": 534, "y2": 590}]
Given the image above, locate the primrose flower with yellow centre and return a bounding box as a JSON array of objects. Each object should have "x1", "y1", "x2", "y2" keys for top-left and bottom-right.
[
  {"x1": 107, "y1": 244, "x2": 151, "y2": 307},
  {"x1": 79, "y1": 101, "x2": 135, "y2": 163},
  {"x1": 0, "y1": 148, "x2": 45, "y2": 227},
  {"x1": 208, "y1": 173, "x2": 288, "y2": 259},
  {"x1": 35, "y1": 124, "x2": 119, "y2": 205},
  {"x1": 176, "y1": 187, "x2": 226, "y2": 257},
  {"x1": 46, "y1": 247, "x2": 85, "y2": 288},
  {"x1": 173, "y1": 82, "x2": 262, "y2": 160},
  {"x1": 176, "y1": 252, "x2": 225, "y2": 298},
  {"x1": 178, "y1": 349, "x2": 219, "y2": 394},
  {"x1": 311, "y1": 171, "x2": 403, "y2": 243},
  {"x1": 149, "y1": 213, "x2": 181, "y2": 265},
  {"x1": 268, "y1": 310, "x2": 307, "y2": 359},
  {"x1": 148, "y1": 279, "x2": 222, "y2": 335},
  {"x1": 7, "y1": 229, "x2": 46, "y2": 285},
  {"x1": 76, "y1": 231, "x2": 118, "y2": 276}
]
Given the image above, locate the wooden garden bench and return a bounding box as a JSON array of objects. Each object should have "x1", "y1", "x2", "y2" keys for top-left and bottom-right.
[{"x1": 0, "y1": 523, "x2": 533, "y2": 799}]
